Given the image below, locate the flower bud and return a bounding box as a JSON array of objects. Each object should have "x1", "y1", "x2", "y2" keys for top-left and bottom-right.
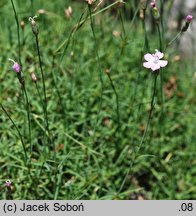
[
  {"x1": 13, "y1": 63, "x2": 20, "y2": 73},
  {"x1": 181, "y1": 15, "x2": 193, "y2": 32},
  {"x1": 31, "y1": 72, "x2": 37, "y2": 82},
  {"x1": 8, "y1": 58, "x2": 21, "y2": 73},
  {"x1": 5, "y1": 180, "x2": 11, "y2": 187},
  {"x1": 152, "y1": 6, "x2": 160, "y2": 21},
  {"x1": 140, "y1": 0, "x2": 147, "y2": 19},
  {"x1": 65, "y1": 6, "x2": 72, "y2": 18},
  {"x1": 20, "y1": 20, "x2": 25, "y2": 30},
  {"x1": 186, "y1": 15, "x2": 193, "y2": 23},
  {"x1": 150, "y1": 1, "x2": 156, "y2": 8},
  {"x1": 29, "y1": 16, "x2": 39, "y2": 35},
  {"x1": 86, "y1": 0, "x2": 95, "y2": 5}
]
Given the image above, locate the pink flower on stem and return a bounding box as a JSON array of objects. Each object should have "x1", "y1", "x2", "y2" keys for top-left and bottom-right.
[
  {"x1": 150, "y1": 0, "x2": 156, "y2": 8},
  {"x1": 143, "y1": 50, "x2": 168, "y2": 71},
  {"x1": 8, "y1": 58, "x2": 21, "y2": 73},
  {"x1": 31, "y1": 72, "x2": 37, "y2": 82},
  {"x1": 5, "y1": 180, "x2": 11, "y2": 187},
  {"x1": 86, "y1": 0, "x2": 95, "y2": 5},
  {"x1": 186, "y1": 15, "x2": 193, "y2": 23}
]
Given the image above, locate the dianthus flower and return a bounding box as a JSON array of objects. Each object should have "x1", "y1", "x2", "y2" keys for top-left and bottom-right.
[
  {"x1": 8, "y1": 59, "x2": 21, "y2": 73},
  {"x1": 143, "y1": 49, "x2": 168, "y2": 71}
]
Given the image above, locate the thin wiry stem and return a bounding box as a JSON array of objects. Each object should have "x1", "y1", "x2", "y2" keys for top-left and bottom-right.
[
  {"x1": 30, "y1": 0, "x2": 34, "y2": 16},
  {"x1": 119, "y1": 74, "x2": 157, "y2": 193},
  {"x1": 10, "y1": 0, "x2": 22, "y2": 67},
  {"x1": 105, "y1": 72, "x2": 120, "y2": 127},
  {"x1": 10, "y1": 0, "x2": 32, "y2": 161},
  {"x1": 22, "y1": 85, "x2": 32, "y2": 156},
  {"x1": 52, "y1": 56, "x2": 67, "y2": 127},
  {"x1": 34, "y1": 81, "x2": 49, "y2": 151},
  {"x1": 166, "y1": 31, "x2": 182, "y2": 51},
  {"x1": 157, "y1": 24, "x2": 164, "y2": 106},
  {"x1": 157, "y1": 23, "x2": 164, "y2": 158},
  {"x1": 35, "y1": 35, "x2": 50, "y2": 138},
  {"x1": 88, "y1": 4, "x2": 104, "y2": 134}
]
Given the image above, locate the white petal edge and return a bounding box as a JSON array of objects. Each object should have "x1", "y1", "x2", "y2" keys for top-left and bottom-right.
[
  {"x1": 155, "y1": 50, "x2": 164, "y2": 59},
  {"x1": 143, "y1": 62, "x2": 152, "y2": 68},
  {"x1": 151, "y1": 63, "x2": 160, "y2": 71},
  {"x1": 144, "y1": 54, "x2": 154, "y2": 61},
  {"x1": 158, "y1": 60, "x2": 168, "y2": 67}
]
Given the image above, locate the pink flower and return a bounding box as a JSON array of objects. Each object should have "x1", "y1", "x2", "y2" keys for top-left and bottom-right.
[
  {"x1": 143, "y1": 50, "x2": 168, "y2": 71},
  {"x1": 65, "y1": 6, "x2": 72, "y2": 18},
  {"x1": 31, "y1": 72, "x2": 37, "y2": 82},
  {"x1": 150, "y1": 0, "x2": 156, "y2": 8},
  {"x1": 5, "y1": 180, "x2": 11, "y2": 187},
  {"x1": 186, "y1": 15, "x2": 193, "y2": 23},
  {"x1": 8, "y1": 58, "x2": 21, "y2": 73},
  {"x1": 86, "y1": 0, "x2": 95, "y2": 5}
]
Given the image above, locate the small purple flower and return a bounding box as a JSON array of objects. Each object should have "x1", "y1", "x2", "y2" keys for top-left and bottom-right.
[
  {"x1": 143, "y1": 49, "x2": 168, "y2": 71},
  {"x1": 8, "y1": 58, "x2": 21, "y2": 73},
  {"x1": 186, "y1": 15, "x2": 193, "y2": 23},
  {"x1": 5, "y1": 180, "x2": 11, "y2": 187}
]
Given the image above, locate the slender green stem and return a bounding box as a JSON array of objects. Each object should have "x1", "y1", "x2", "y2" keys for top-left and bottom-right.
[
  {"x1": 10, "y1": 0, "x2": 22, "y2": 67},
  {"x1": 160, "y1": 0, "x2": 165, "y2": 42},
  {"x1": 30, "y1": 0, "x2": 34, "y2": 16},
  {"x1": 142, "y1": 15, "x2": 149, "y2": 52},
  {"x1": 88, "y1": 4, "x2": 104, "y2": 134},
  {"x1": 119, "y1": 9, "x2": 126, "y2": 40},
  {"x1": 35, "y1": 82, "x2": 44, "y2": 113},
  {"x1": 22, "y1": 85, "x2": 32, "y2": 157},
  {"x1": 156, "y1": 23, "x2": 164, "y2": 104},
  {"x1": 106, "y1": 72, "x2": 120, "y2": 127},
  {"x1": 157, "y1": 23, "x2": 163, "y2": 52},
  {"x1": 35, "y1": 80, "x2": 48, "y2": 149},
  {"x1": 52, "y1": 57, "x2": 67, "y2": 127},
  {"x1": 166, "y1": 31, "x2": 182, "y2": 50},
  {"x1": 119, "y1": 74, "x2": 157, "y2": 193},
  {"x1": 35, "y1": 35, "x2": 50, "y2": 137},
  {"x1": 156, "y1": 23, "x2": 165, "y2": 159},
  {"x1": 0, "y1": 103, "x2": 27, "y2": 163}
]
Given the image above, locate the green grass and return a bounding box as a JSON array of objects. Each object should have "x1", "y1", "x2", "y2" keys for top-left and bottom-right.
[{"x1": 0, "y1": 0, "x2": 195, "y2": 199}]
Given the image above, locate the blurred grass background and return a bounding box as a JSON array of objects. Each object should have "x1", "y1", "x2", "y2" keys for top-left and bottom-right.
[{"x1": 0, "y1": 0, "x2": 195, "y2": 199}]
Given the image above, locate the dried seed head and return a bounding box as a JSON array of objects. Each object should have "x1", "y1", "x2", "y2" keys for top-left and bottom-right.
[{"x1": 29, "y1": 16, "x2": 39, "y2": 35}]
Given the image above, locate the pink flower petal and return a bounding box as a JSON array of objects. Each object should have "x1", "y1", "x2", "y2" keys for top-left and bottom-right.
[
  {"x1": 151, "y1": 63, "x2": 160, "y2": 71},
  {"x1": 158, "y1": 60, "x2": 168, "y2": 67},
  {"x1": 155, "y1": 50, "x2": 164, "y2": 59},
  {"x1": 144, "y1": 54, "x2": 154, "y2": 61},
  {"x1": 143, "y1": 62, "x2": 152, "y2": 68}
]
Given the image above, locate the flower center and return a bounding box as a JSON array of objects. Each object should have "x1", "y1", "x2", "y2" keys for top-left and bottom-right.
[{"x1": 153, "y1": 54, "x2": 159, "y2": 64}]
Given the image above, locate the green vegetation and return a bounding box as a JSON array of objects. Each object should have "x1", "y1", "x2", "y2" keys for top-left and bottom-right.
[{"x1": 0, "y1": 0, "x2": 195, "y2": 199}]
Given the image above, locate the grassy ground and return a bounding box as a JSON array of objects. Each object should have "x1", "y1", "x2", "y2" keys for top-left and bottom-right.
[{"x1": 0, "y1": 0, "x2": 195, "y2": 199}]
